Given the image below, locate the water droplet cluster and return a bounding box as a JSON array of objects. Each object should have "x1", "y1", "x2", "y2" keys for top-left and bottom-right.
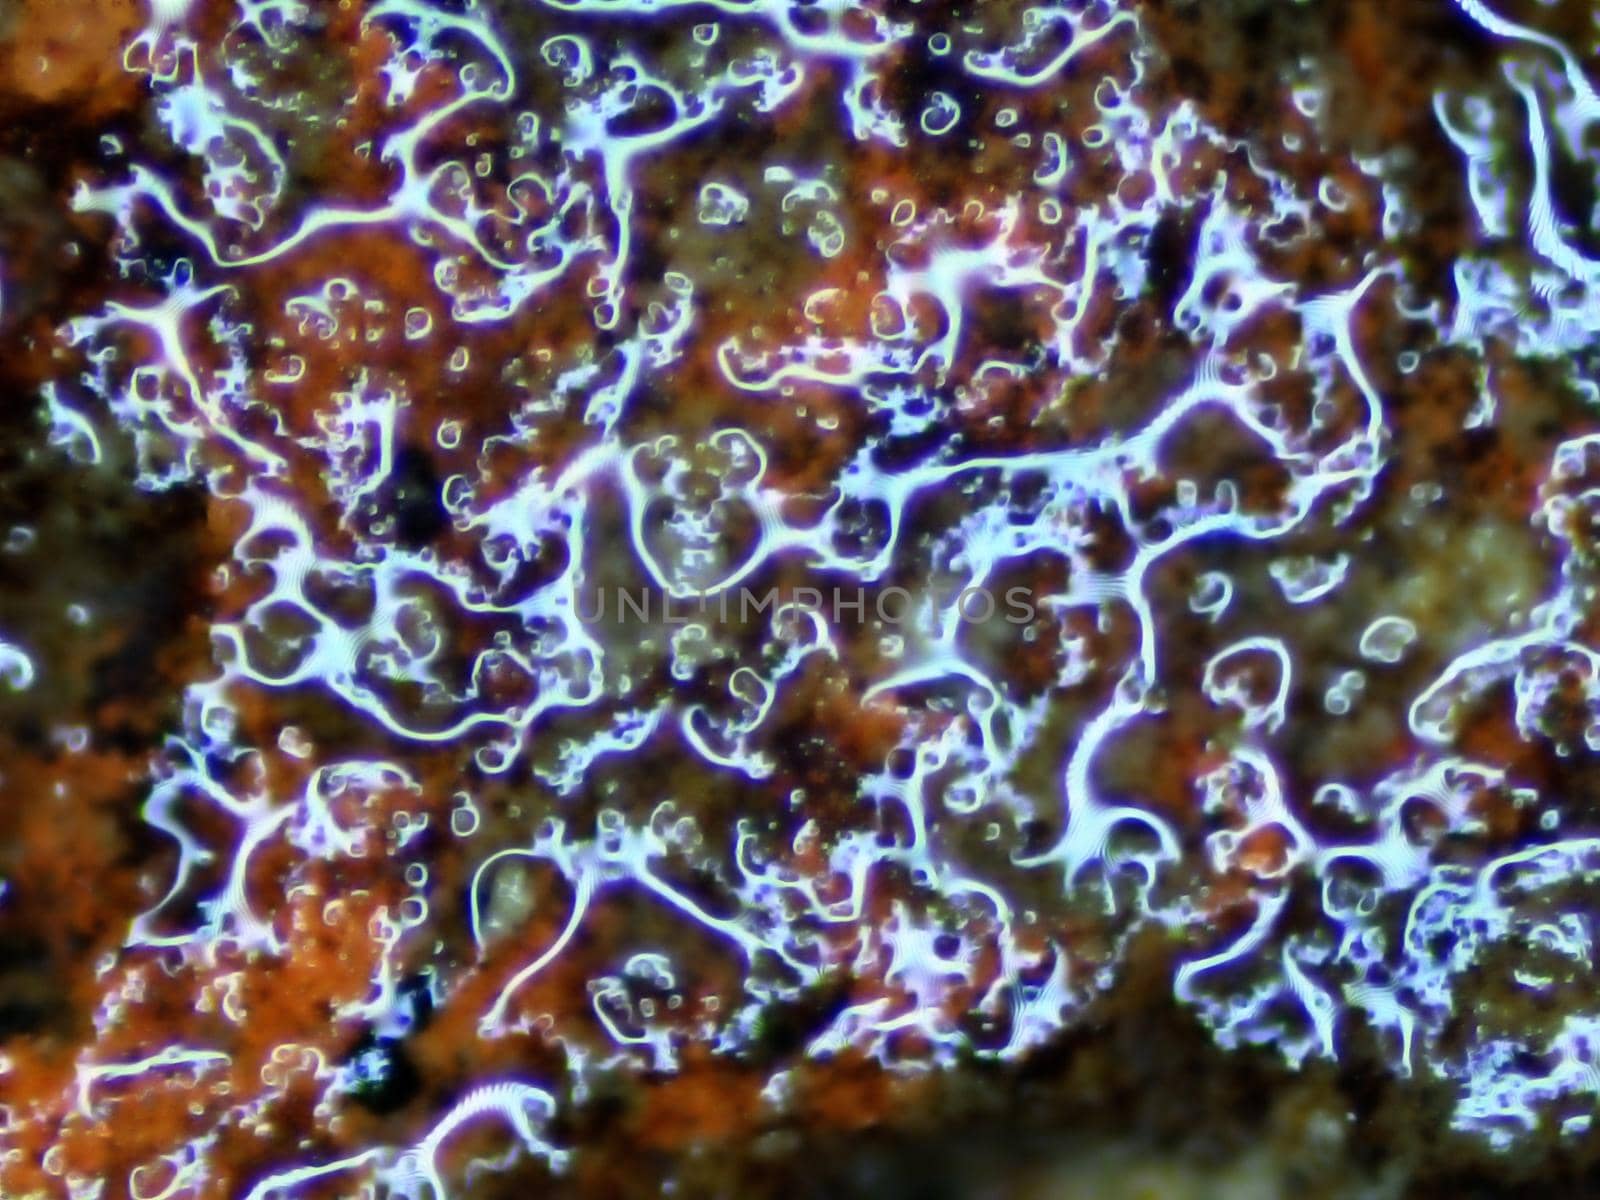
[{"x1": 9, "y1": 0, "x2": 1600, "y2": 1193}]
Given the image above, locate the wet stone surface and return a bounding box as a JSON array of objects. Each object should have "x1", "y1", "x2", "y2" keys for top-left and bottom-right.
[{"x1": 4, "y1": 0, "x2": 1600, "y2": 1196}]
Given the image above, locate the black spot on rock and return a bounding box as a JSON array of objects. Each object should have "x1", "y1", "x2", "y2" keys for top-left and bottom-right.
[
  {"x1": 343, "y1": 1030, "x2": 422, "y2": 1115},
  {"x1": 384, "y1": 444, "x2": 447, "y2": 548}
]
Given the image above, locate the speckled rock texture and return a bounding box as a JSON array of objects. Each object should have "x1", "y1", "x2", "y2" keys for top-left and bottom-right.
[{"x1": 3, "y1": 1, "x2": 1600, "y2": 1197}]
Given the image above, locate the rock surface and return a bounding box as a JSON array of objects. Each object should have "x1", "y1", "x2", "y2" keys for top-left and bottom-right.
[{"x1": 2, "y1": 1, "x2": 1600, "y2": 1196}]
